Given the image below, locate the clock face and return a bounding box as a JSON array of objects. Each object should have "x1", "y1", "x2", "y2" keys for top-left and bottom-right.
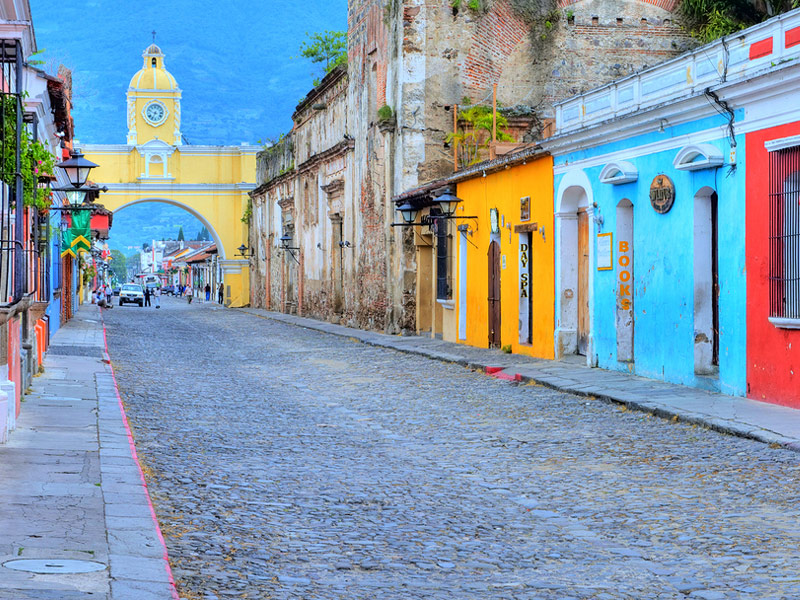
[{"x1": 144, "y1": 102, "x2": 166, "y2": 125}]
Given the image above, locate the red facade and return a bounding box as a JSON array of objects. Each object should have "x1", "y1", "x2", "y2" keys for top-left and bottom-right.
[{"x1": 746, "y1": 122, "x2": 800, "y2": 407}]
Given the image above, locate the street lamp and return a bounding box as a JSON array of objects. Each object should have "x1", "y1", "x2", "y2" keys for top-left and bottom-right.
[
  {"x1": 236, "y1": 243, "x2": 251, "y2": 258},
  {"x1": 396, "y1": 201, "x2": 418, "y2": 225},
  {"x1": 392, "y1": 192, "x2": 476, "y2": 228},
  {"x1": 435, "y1": 189, "x2": 462, "y2": 217},
  {"x1": 56, "y1": 150, "x2": 99, "y2": 189},
  {"x1": 49, "y1": 150, "x2": 107, "y2": 212}
]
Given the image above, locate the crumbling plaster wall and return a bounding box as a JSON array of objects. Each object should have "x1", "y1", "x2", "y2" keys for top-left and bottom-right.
[
  {"x1": 410, "y1": 0, "x2": 692, "y2": 165},
  {"x1": 251, "y1": 0, "x2": 691, "y2": 330},
  {"x1": 250, "y1": 135, "x2": 294, "y2": 310},
  {"x1": 347, "y1": 0, "x2": 399, "y2": 331},
  {"x1": 292, "y1": 69, "x2": 354, "y2": 321}
]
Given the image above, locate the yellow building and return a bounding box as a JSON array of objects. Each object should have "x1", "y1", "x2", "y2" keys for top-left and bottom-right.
[
  {"x1": 397, "y1": 149, "x2": 555, "y2": 359},
  {"x1": 82, "y1": 44, "x2": 257, "y2": 306}
]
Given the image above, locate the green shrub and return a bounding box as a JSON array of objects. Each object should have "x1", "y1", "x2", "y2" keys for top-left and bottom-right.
[{"x1": 377, "y1": 104, "x2": 394, "y2": 121}]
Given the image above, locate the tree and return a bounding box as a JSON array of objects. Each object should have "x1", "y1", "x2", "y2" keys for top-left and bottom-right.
[
  {"x1": 177, "y1": 226, "x2": 185, "y2": 241},
  {"x1": 680, "y1": 0, "x2": 800, "y2": 43},
  {"x1": 196, "y1": 226, "x2": 210, "y2": 241},
  {"x1": 109, "y1": 250, "x2": 127, "y2": 283},
  {"x1": 297, "y1": 30, "x2": 347, "y2": 79}
]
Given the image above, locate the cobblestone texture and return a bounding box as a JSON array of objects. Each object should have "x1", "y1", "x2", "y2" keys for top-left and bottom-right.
[{"x1": 103, "y1": 298, "x2": 800, "y2": 600}]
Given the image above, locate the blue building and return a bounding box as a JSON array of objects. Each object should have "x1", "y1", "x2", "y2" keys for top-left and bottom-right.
[{"x1": 542, "y1": 9, "x2": 800, "y2": 395}]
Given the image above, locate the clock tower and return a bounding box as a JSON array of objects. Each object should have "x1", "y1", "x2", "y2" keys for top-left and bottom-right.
[{"x1": 127, "y1": 44, "x2": 182, "y2": 147}]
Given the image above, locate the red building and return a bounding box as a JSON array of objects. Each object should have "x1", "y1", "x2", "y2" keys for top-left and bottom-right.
[{"x1": 746, "y1": 119, "x2": 800, "y2": 408}]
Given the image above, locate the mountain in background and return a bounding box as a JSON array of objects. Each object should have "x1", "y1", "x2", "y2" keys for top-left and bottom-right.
[
  {"x1": 29, "y1": 0, "x2": 347, "y2": 146},
  {"x1": 106, "y1": 204, "x2": 207, "y2": 253},
  {"x1": 29, "y1": 0, "x2": 346, "y2": 251}
]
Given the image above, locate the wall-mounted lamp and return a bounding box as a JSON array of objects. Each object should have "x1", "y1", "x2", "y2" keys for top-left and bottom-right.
[
  {"x1": 236, "y1": 244, "x2": 251, "y2": 258},
  {"x1": 50, "y1": 149, "x2": 107, "y2": 212},
  {"x1": 280, "y1": 231, "x2": 301, "y2": 264},
  {"x1": 338, "y1": 240, "x2": 352, "y2": 248},
  {"x1": 392, "y1": 188, "x2": 477, "y2": 227}
]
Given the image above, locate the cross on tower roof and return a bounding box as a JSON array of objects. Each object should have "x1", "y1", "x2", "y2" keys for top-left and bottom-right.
[{"x1": 152, "y1": 30, "x2": 156, "y2": 43}]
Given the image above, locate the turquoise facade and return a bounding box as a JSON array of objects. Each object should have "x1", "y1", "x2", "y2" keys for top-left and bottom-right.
[{"x1": 554, "y1": 113, "x2": 747, "y2": 396}]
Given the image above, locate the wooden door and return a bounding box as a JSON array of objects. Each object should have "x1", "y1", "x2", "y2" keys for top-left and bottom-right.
[
  {"x1": 488, "y1": 241, "x2": 501, "y2": 348},
  {"x1": 577, "y1": 210, "x2": 590, "y2": 355}
]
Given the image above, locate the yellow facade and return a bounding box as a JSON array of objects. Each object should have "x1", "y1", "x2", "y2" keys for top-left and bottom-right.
[
  {"x1": 451, "y1": 157, "x2": 555, "y2": 358},
  {"x1": 82, "y1": 44, "x2": 257, "y2": 307}
]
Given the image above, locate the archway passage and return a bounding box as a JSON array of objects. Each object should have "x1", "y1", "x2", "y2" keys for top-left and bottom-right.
[
  {"x1": 107, "y1": 198, "x2": 227, "y2": 260},
  {"x1": 94, "y1": 193, "x2": 250, "y2": 307},
  {"x1": 80, "y1": 44, "x2": 258, "y2": 307}
]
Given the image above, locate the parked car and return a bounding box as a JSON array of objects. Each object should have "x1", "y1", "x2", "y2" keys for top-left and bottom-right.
[
  {"x1": 119, "y1": 283, "x2": 144, "y2": 307},
  {"x1": 112, "y1": 286, "x2": 121, "y2": 296},
  {"x1": 163, "y1": 284, "x2": 175, "y2": 296}
]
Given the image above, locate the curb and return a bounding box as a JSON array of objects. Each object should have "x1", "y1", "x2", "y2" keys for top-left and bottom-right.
[
  {"x1": 239, "y1": 308, "x2": 800, "y2": 454},
  {"x1": 99, "y1": 308, "x2": 181, "y2": 599}
]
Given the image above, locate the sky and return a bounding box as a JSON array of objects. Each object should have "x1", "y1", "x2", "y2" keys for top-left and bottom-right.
[{"x1": 29, "y1": 0, "x2": 348, "y2": 146}]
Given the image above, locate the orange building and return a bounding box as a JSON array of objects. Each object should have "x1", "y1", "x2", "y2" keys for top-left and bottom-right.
[{"x1": 395, "y1": 148, "x2": 554, "y2": 358}]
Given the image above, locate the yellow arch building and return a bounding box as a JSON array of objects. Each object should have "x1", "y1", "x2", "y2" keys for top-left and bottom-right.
[{"x1": 82, "y1": 44, "x2": 257, "y2": 306}]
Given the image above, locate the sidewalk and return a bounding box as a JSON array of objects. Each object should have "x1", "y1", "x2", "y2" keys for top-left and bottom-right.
[
  {"x1": 241, "y1": 308, "x2": 800, "y2": 453},
  {"x1": 0, "y1": 305, "x2": 177, "y2": 600}
]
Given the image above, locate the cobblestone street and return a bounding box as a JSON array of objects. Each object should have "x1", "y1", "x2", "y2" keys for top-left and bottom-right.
[{"x1": 103, "y1": 298, "x2": 800, "y2": 600}]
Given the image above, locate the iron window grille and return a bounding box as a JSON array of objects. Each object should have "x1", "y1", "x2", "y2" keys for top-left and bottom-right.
[
  {"x1": 433, "y1": 209, "x2": 452, "y2": 301},
  {"x1": 769, "y1": 145, "x2": 800, "y2": 320},
  {"x1": 0, "y1": 39, "x2": 23, "y2": 306}
]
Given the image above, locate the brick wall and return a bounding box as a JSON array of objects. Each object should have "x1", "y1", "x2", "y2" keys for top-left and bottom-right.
[{"x1": 462, "y1": 0, "x2": 529, "y2": 95}]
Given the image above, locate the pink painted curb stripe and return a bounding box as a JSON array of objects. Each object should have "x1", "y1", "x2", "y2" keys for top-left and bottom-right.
[
  {"x1": 486, "y1": 366, "x2": 522, "y2": 382},
  {"x1": 101, "y1": 318, "x2": 181, "y2": 600}
]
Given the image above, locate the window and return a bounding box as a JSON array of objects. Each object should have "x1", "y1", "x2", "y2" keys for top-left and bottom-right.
[
  {"x1": 434, "y1": 213, "x2": 452, "y2": 301},
  {"x1": 769, "y1": 145, "x2": 800, "y2": 322}
]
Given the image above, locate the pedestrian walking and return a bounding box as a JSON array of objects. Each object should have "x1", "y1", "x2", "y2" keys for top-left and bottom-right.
[
  {"x1": 204, "y1": 283, "x2": 211, "y2": 302},
  {"x1": 105, "y1": 285, "x2": 113, "y2": 307},
  {"x1": 186, "y1": 286, "x2": 193, "y2": 304},
  {"x1": 144, "y1": 286, "x2": 151, "y2": 307},
  {"x1": 154, "y1": 286, "x2": 161, "y2": 309},
  {"x1": 217, "y1": 283, "x2": 224, "y2": 304}
]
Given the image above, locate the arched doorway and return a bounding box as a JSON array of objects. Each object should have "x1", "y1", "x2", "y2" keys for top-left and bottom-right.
[
  {"x1": 555, "y1": 170, "x2": 594, "y2": 361},
  {"x1": 488, "y1": 240, "x2": 501, "y2": 348},
  {"x1": 616, "y1": 198, "x2": 634, "y2": 362},
  {"x1": 693, "y1": 186, "x2": 719, "y2": 376}
]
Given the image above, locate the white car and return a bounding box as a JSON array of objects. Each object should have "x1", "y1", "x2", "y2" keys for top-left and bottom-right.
[{"x1": 119, "y1": 284, "x2": 144, "y2": 307}]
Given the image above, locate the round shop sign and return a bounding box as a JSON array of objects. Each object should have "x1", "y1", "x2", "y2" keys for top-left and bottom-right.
[{"x1": 649, "y1": 174, "x2": 675, "y2": 214}]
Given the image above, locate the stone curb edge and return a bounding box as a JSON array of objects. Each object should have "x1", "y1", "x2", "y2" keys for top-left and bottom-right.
[
  {"x1": 98, "y1": 307, "x2": 182, "y2": 600},
  {"x1": 240, "y1": 308, "x2": 800, "y2": 454}
]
